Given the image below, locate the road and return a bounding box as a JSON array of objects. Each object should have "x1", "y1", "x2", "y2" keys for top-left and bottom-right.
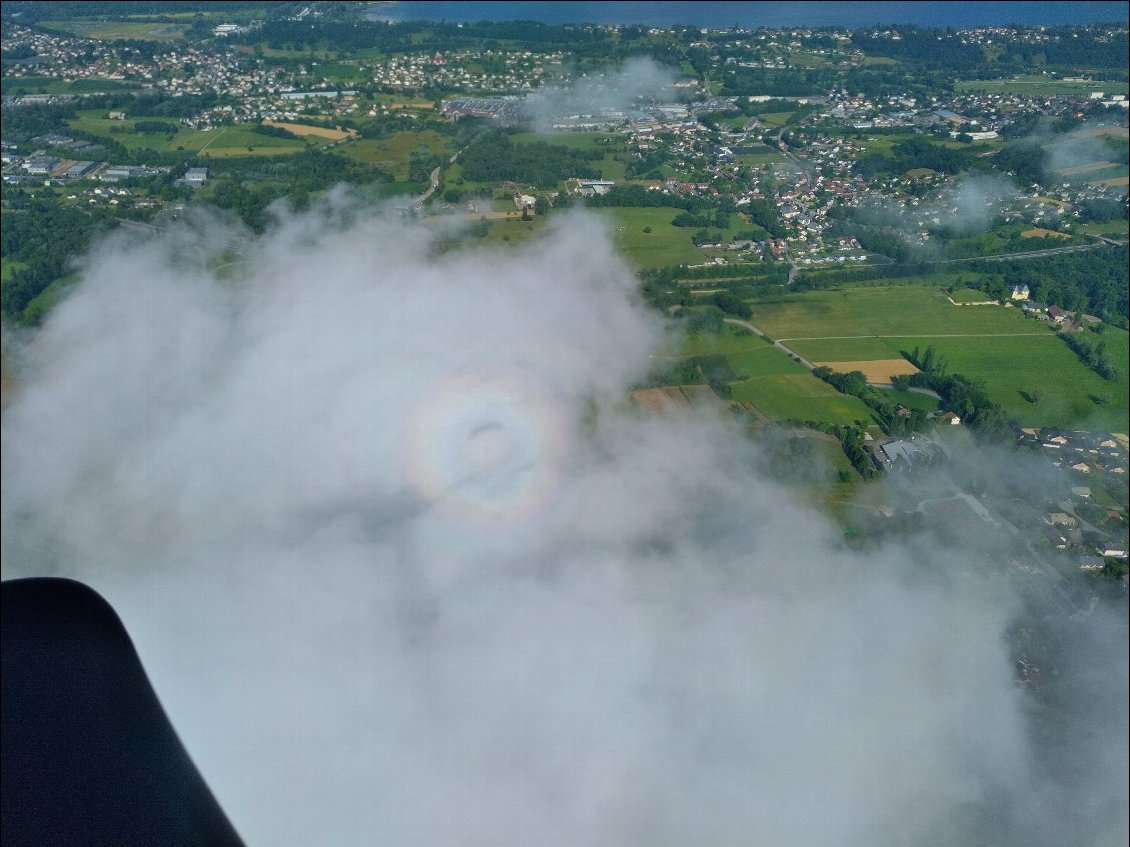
[{"x1": 412, "y1": 165, "x2": 442, "y2": 209}]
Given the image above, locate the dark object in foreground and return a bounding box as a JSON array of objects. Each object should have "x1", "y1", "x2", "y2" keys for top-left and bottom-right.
[{"x1": 2, "y1": 577, "x2": 244, "y2": 847}]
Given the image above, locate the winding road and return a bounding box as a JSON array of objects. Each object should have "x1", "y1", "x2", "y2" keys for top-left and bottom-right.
[{"x1": 412, "y1": 165, "x2": 442, "y2": 210}]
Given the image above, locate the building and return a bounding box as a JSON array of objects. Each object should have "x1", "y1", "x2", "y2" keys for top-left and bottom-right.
[
  {"x1": 1047, "y1": 305, "x2": 1070, "y2": 324},
  {"x1": 1010, "y1": 284, "x2": 1029, "y2": 300},
  {"x1": 61, "y1": 161, "x2": 98, "y2": 179},
  {"x1": 576, "y1": 179, "x2": 616, "y2": 197},
  {"x1": 1044, "y1": 528, "x2": 1068, "y2": 549},
  {"x1": 24, "y1": 157, "x2": 59, "y2": 175},
  {"x1": 184, "y1": 167, "x2": 209, "y2": 188},
  {"x1": 513, "y1": 194, "x2": 536, "y2": 210},
  {"x1": 108, "y1": 111, "x2": 127, "y2": 120},
  {"x1": 878, "y1": 438, "x2": 925, "y2": 466}
]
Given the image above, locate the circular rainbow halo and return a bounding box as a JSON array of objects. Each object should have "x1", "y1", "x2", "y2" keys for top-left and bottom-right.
[{"x1": 406, "y1": 371, "x2": 569, "y2": 523}]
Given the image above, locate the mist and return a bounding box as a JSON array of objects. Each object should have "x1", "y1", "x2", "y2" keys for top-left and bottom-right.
[
  {"x1": 2, "y1": 196, "x2": 1126, "y2": 846},
  {"x1": 522, "y1": 56, "x2": 678, "y2": 130}
]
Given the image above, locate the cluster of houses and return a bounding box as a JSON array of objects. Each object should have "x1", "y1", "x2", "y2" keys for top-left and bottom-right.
[{"x1": 376, "y1": 50, "x2": 558, "y2": 94}]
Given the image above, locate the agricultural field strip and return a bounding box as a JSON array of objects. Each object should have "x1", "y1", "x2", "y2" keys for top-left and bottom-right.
[
  {"x1": 778, "y1": 332, "x2": 1053, "y2": 341},
  {"x1": 657, "y1": 344, "x2": 772, "y2": 360}
]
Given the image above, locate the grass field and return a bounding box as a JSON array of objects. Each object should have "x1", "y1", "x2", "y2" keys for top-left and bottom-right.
[
  {"x1": 731, "y1": 372, "x2": 877, "y2": 425},
  {"x1": 758, "y1": 112, "x2": 794, "y2": 128},
  {"x1": 876, "y1": 387, "x2": 940, "y2": 412},
  {"x1": 882, "y1": 331, "x2": 1129, "y2": 432},
  {"x1": 956, "y1": 77, "x2": 1130, "y2": 96},
  {"x1": 596, "y1": 207, "x2": 711, "y2": 268},
  {"x1": 667, "y1": 324, "x2": 875, "y2": 425},
  {"x1": 735, "y1": 286, "x2": 1130, "y2": 429},
  {"x1": 340, "y1": 131, "x2": 451, "y2": 179},
  {"x1": 2, "y1": 76, "x2": 135, "y2": 95},
  {"x1": 1079, "y1": 220, "x2": 1129, "y2": 238},
  {"x1": 950, "y1": 287, "x2": 995, "y2": 303},
  {"x1": 750, "y1": 287, "x2": 1045, "y2": 339},
  {"x1": 510, "y1": 132, "x2": 621, "y2": 150},
  {"x1": 39, "y1": 20, "x2": 187, "y2": 39},
  {"x1": 1056, "y1": 160, "x2": 1121, "y2": 177},
  {"x1": 65, "y1": 113, "x2": 316, "y2": 155},
  {"x1": 675, "y1": 323, "x2": 771, "y2": 357},
  {"x1": 1, "y1": 257, "x2": 28, "y2": 283}
]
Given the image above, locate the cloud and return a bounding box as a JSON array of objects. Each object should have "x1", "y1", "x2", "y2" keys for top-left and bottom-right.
[
  {"x1": 522, "y1": 56, "x2": 678, "y2": 130},
  {"x1": 2, "y1": 195, "x2": 1126, "y2": 846}
]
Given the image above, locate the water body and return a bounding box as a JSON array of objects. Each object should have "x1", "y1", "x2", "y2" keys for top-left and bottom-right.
[{"x1": 367, "y1": 1, "x2": 1129, "y2": 28}]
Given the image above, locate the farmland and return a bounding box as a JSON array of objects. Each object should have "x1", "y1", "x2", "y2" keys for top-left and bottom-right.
[
  {"x1": 731, "y1": 371, "x2": 877, "y2": 425},
  {"x1": 749, "y1": 286, "x2": 1046, "y2": 339},
  {"x1": 661, "y1": 323, "x2": 877, "y2": 425},
  {"x1": 883, "y1": 331, "x2": 1129, "y2": 432},
  {"x1": 956, "y1": 77, "x2": 1130, "y2": 96},
  {"x1": 340, "y1": 131, "x2": 451, "y2": 179},
  {"x1": 37, "y1": 19, "x2": 187, "y2": 40},
  {"x1": 597, "y1": 207, "x2": 714, "y2": 269},
  {"x1": 726, "y1": 285, "x2": 1129, "y2": 431},
  {"x1": 64, "y1": 113, "x2": 316, "y2": 156}
]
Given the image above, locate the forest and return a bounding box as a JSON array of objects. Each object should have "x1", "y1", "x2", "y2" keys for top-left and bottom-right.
[{"x1": 459, "y1": 131, "x2": 602, "y2": 187}]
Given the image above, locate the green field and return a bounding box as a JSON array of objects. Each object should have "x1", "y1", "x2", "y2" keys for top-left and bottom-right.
[
  {"x1": 949, "y1": 287, "x2": 997, "y2": 303},
  {"x1": 340, "y1": 131, "x2": 451, "y2": 179},
  {"x1": 876, "y1": 387, "x2": 941, "y2": 413},
  {"x1": 509, "y1": 132, "x2": 622, "y2": 150},
  {"x1": 739, "y1": 285, "x2": 1127, "y2": 430},
  {"x1": 1, "y1": 257, "x2": 28, "y2": 283},
  {"x1": 956, "y1": 77, "x2": 1130, "y2": 96},
  {"x1": 786, "y1": 336, "x2": 903, "y2": 362},
  {"x1": 749, "y1": 287, "x2": 1048, "y2": 339},
  {"x1": 39, "y1": 19, "x2": 187, "y2": 40},
  {"x1": 598, "y1": 207, "x2": 711, "y2": 268},
  {"x1": 758, "y1": 112, "x2": 794, "y2": 128},
  {"x1": 64, "y1": 113, "x2": 316, "y2": 156},
  {"x1": 1079, "y1": 220, "x2": 1130, "y2": 239},
  {"x1": 21, "y1": 273, "x2": 79, "y2": 325},
  {"x1": 2, "y1": 76, "x2": 135, "y2": 96},
  {"x1": 674, "y1": 323, "x2": 770, "y2": 357},
  {"x1": 883, "y1": 332, "x2": 1129, "y2": 432},
  {"x1": 668, "y1": 324, "x2": 875, "y2": 425},
  {"x1": 732, "y1": 371, "x2": 877, "y2": 425}
]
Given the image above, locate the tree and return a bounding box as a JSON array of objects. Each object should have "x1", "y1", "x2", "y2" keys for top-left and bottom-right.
[{"x1": 534, "y1": 195, "x2": 549, "y2": 216}]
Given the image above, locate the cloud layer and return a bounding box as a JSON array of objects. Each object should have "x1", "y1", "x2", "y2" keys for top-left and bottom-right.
[{"x1": 1, "y1": 197, "x2": 1125, "y2": 846}]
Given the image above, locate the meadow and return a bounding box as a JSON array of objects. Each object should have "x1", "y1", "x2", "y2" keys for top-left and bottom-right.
[
  {"x1": 950, "y1": 287, "x2": 996, "y2": 302},
  {"x1": 668, "y1": 324, "x2": 876, "y2": 425},
  {"x1": 956, "y1": 77, "x2": 1130, "y2": 96},
  {"x1": 1, "y1": 257, "x2": 28, "y2": 283},
  {"x1": 882, "y1": 331, "x2": 1129, "y2": 432},
  {"x1": 749, "y1": 287, "x2": 1046, "y2": 339},
  {"x1": 64, "y1": 113, "x2": 317, "y2": 156},
  {"x1": 38, "y1": 20, "x2": 187, "y2": 40},
  {"x1": 340, "y1": 131, "x2": 451, "y2": 179},
  {"x1": 2, "y1": 76, "x2": 135, "y2": 95},
  {"x1": 732, "y1": 285, "x2": 1130, "y2": 430},
  {"x1": 731, "y1": 371, "x2": 877, "y2": 425},
  {"x1": 597, "y1": 207, "x2": 714, "y2": 269}
]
